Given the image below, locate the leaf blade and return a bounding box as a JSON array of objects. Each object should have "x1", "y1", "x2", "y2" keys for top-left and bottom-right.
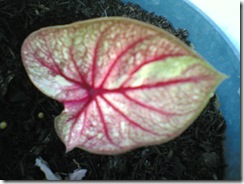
[{"x1": 21, "y1": 17, "x2": 226, "y2": 154}]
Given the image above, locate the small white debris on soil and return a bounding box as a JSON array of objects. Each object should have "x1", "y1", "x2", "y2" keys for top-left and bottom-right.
[
  {"x1": 35, "y1": 157, "x2": 61, "y2": 180},
  {"x1": 35, "y1": 157, "x2": 87, "y2": 180},
  {"x1": 68, "y1": 169, "x2": 87, "y2": 180}
]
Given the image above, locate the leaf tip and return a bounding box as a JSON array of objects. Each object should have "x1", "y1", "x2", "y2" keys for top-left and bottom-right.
[{"x1": 214, "y1": 70, "x2": 229, "y2": 89}]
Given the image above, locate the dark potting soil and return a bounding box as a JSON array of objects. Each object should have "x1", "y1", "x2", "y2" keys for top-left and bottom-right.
[{"x1": 0, "y1": 0, "x2": 226, "y2": 180}]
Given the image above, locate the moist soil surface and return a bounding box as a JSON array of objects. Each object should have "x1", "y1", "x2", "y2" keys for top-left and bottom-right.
[{"x1": 0, "y1": 0, "x2": 226, "y2": 180}]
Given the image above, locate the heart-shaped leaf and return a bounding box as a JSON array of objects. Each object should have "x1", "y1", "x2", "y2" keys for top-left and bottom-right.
[{"x1": 21, "y1": 17, "x2": 226, "y2": 154}]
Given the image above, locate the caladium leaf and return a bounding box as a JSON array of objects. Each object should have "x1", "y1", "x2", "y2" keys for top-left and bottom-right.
[{"x1": 21, "y1": 17, "x2": 226, "y2": 155}]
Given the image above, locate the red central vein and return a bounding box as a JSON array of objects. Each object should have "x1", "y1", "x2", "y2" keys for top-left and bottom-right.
[
  {"x1": 97, "y1": 75, "x2": 212, "y2": 94},
  {"x1": 68, "y1": 75, "x2": 210, "y2": 112},
  {"x1": 62, "y1": 75, "x2": 202, "y2": 111},
  {"x1": 100, "y1": 94, "x2": 159, "y2": 136},
  {"x1": 94, "y1": 98, "x2": 119, "y2": 147},
  {"x1": 98, "y1": 34, "x2": 156, "y2": 88}
]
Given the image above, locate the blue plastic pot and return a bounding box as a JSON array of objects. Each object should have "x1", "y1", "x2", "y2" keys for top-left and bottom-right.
[{"x1": 122, "y1": 0, "x2": 240, "y2": 180}]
